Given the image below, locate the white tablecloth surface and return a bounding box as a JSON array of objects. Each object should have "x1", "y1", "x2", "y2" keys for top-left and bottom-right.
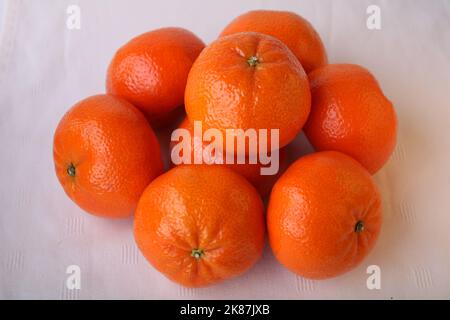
[
  {"x1": 0, "y1": 1, "x2": 5, "y2": 28},
  {"x1": 1, "y1": 0, "x2": 450, "y2": 299}
]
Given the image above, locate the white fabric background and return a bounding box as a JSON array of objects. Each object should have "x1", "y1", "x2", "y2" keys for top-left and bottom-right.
[
  {"x1": 0, "y1": 0, "x2": 450, "y2": 299},
  {"x1": 0, "y1": 1, "x2": 5, "y2": 27}
]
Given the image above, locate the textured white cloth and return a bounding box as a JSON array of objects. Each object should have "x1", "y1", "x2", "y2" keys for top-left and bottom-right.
[{"x1": 1, "y1": 0, "x2": 450, "y2": 299}]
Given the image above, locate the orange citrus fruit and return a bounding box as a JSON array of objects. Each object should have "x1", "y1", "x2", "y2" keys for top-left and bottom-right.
[
  {"x1": 134, "y1": 165, "x2": 265, "y2": 287},
  {"x1": 170, "y1": 117, "x2": 288, "y2": 196},
  {"x1": 304, "y1": 64, "x2": 398, "y2": 174},
  {"x1": 53, "y1": 95, "x2": 163, "y2": 218},
  {"x1": 220, "y1": 10, "x2": 328, "y2": 73},
  {"x1": 268, "y1": 151, "x2": 382, "y2": 279},
  {"x1": 106, "y1": 27, "x2": 205, "y2": 126},
  {"x1": 185, "y1": 32, "x2": 311, "y2": 151}
]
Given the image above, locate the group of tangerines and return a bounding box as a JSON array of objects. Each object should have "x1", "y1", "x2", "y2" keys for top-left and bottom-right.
[{"x1": 53, "y1": 10, "x2": 397, "y2": 287}]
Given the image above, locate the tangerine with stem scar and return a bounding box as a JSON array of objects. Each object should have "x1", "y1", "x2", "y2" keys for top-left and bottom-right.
[{"x1": 134, "y1": 165, "x2": 265, "y2": 287}]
